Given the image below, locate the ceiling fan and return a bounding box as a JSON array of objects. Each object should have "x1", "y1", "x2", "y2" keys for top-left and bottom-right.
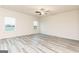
[{"x1": 35, "y1": 8, "x2": 49, "y2": 16}]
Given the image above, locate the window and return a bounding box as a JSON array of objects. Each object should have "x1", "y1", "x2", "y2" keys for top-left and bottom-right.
[
  {"x1": 33, "y1": 21, "x2": 39, "y2": 29},
  {"x1": 5, "y1": 17, "x2": 16, "y2": 32}
]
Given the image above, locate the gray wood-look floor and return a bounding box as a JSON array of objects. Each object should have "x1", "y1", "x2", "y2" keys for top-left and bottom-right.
[{"x1": 0, "y1": 33, "x2": 79, "y2": 53}]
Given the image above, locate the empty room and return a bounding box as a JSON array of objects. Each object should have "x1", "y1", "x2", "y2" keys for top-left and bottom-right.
[{"x1": 0, "y1": 5, "x2": 79, "y2": 53}]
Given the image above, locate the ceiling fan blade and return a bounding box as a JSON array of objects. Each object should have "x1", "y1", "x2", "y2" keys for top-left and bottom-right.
[
  {"x1": 35, "y1": 11, "x2": 42, "y2": 15},
  {"x1": 45, "y1": 10, "x2": 49, "y2": 12},
  {"x1": 35, "y1": 11, "x2": 40, "y2": 13},
  {"x1": 40, "y1": 8, "x2": 44, "y2": 10}
]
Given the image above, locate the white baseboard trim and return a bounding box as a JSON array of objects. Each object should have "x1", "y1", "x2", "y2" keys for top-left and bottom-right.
[{"x1": 41, "y1": 33, "x2": 79, "y2": 41}]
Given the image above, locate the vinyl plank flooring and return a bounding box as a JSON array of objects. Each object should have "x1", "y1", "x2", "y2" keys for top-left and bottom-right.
[{"x1": 0, "y1": 33, "x2": 79, "y2": 53}]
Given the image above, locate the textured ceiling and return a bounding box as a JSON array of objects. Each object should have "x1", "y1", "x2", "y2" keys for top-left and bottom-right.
[{"x1": 0, "y1": 5, "x2": 79, "y2": 17}]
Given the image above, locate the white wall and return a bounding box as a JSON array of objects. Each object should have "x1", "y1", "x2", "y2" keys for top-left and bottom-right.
[
  {"x1": 0, "y1": 8, "x2": 39, "y2": 39},
  {"x1": 40, "y1": 10, "x2": 79, "y2": 40},
  {"x1": 0, "y1": 8, "x2": 78, "y2": 40}
]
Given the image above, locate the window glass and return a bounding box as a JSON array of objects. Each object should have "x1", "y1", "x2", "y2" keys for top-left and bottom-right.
[
  {"x1": 5, "y1": 17, "x2": 16, "y2": 32},
  {"x1": 33, "y1": 21, "x2": 38, "y2": 26}
]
